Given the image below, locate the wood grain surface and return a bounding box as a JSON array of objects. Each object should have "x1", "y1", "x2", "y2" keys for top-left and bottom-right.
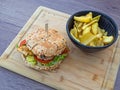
[{"x1": 0, "y1": 0, "x2": 120, "y2": 90}]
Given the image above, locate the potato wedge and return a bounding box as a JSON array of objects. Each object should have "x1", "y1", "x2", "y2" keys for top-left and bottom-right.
[
  {"x1": 98, "y1": 27, "x2": 103, "y2": 35},
  {"x1": 89, "y1": 41, "x2": 95, "y2": 47},
  {"x1": 82, "y1": 19, "x2": 98, "y2": 30},
  {"x1": 74, "y1": 16, "x2": 91, "y2": 23},
  {"x1": 103, "y1": 36, "x2": 114, "y2": 44},
  {"x1": 86, "y1": 12, "x2": 92, "y2": 19},
  {"x1": 92, "y1": 22, "x2": 98, "y2": 35},
  {"x1": 104, "y1": 32, "x2": 108, "y2": 36},
  {"x1": 74, "y1": 21, "x2": 79, "y2": 28},
  {"x1": 70, "y1": 29, "x2": 80, "y2": 42},
  {"x1": 93, "y1": 38, "x2": 104, "y2": 46},
  {"x1": 70, "y1": 28, "x2": 78, "y2": 38},
  {"x1": 77, "y1": 22, "x2": 83, "y2": 33},
  {"x1": 82, "y1": 26, "x2": 91, "y2": 35},
  {"x1": 79, "y1": 32, "x2": 97, "y2": 45},
  {"x1": 92, "y1": 15, "x2": 101, "y2": 21}
]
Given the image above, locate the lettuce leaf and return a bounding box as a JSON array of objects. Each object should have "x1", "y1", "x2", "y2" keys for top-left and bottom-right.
[
  {"x1": 16, "y1": 44, "x2": 19, "y2": 48},
  {"x1": 26, "y1": 54, "x2": 67, "y2": 66},
  {"x1": 45, "y1": 54, "x2": 67, "y2": 66},
  {"x1": 26, "y1": 55, "x2": 37, "y2": 65}
]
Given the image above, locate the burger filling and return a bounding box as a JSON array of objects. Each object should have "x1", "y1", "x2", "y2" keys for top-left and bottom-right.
[{"x1": 17, "y1": 39, "x2": 69, "y2": 66}]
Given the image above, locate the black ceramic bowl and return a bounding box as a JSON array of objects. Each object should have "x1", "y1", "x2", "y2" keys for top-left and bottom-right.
[{"x1": 66, "y1": 10, "x2": 118, "y2": 52}]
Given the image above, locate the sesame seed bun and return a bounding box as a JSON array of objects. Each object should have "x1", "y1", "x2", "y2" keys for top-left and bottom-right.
[{"x1": 26, "y1": 29, "x2": 67, "y2": 57}]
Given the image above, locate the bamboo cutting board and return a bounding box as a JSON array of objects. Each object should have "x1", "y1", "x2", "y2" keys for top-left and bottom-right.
[{"x1": 0, "y1": 6, "x2": 120, "y2": 90}]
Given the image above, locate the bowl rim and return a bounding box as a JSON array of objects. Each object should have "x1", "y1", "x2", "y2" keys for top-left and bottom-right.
[{"x1": 66, "y1": 10, "x2": 118, "y2": 49}]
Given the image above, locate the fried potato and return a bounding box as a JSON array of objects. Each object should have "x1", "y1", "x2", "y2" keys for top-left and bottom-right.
[
  {"x1": 86, "y1": 12, "x2": 92, "y2": 18},
  {"x1": 103, "y1": 36, "x2": 114, "y2": 44},
  {"x1": 82, "y1": 26, "x2": 91, "y2": 35},
  {"x1": 89, "y1": 41, "x2": 96, "y2": 47},
  {"x1": 78, "y1": 24, "x2": 83, "y2": 33},
  {"x1": 92, "y1": 15, "x2": 101, "y2": 21},
  {"x1": 74, "y1": 12, "x2": 92, "y2": 23},
  {"x1": 98, "y1": 27, "x2": 103, "y2": 35},
  {"x1": 92, "y1": 22, "x2": 98, "y2": 35},
  {"x1": 70, "y1": 12, "x2": 114, "y2": 47},
  {"x1": 93, "y1": 38, "x2": 104, "y2": 46},
  {"x1": 70, "y1": 29, "x2": 80, "y2": 42},
  {"x1": 74, "y1": 16, "x2": 91, "y2": 23},
  {"x1": 79, "y1": 32, "x2": 97, "y2": 45},
  {"x1": 82, "y1": 19, "x2": 98, "y2": 30},
  {"x1": 74, "y1": 27, "x2": 78, "y2": 38}
]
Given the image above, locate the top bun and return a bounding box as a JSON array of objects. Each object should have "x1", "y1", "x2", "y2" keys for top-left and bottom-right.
[{"x1": 25, "y1": 28, "x2": 66, "y2": 57}]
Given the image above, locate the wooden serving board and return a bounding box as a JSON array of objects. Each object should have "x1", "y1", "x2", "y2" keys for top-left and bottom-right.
[{"x1": 0, "y1": 6, "x2": 120, "y2": 90}]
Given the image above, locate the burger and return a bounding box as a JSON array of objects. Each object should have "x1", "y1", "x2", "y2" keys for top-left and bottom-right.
[{"x1": 17, "y1": 28, "x2": 69, "y2": 71}]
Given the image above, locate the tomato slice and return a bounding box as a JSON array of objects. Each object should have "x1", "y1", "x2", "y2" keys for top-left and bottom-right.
[
  {"x1": 20, "y1": 39, "x2": 26, "y2": 47},
  {"x1": 34, "y1": 55, "x2": 52, "y2": 64},
  {"x1": 62, "y1": 47, "x2": 70, "y2": 54}
]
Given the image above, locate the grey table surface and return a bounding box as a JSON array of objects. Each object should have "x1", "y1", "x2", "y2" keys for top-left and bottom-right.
[{"x1": 0, "y1": 0, "x2": 120, "y2": 90}]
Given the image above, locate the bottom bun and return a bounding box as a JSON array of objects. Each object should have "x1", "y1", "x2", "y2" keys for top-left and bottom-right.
[{"x1": 21, "y1": 55, "x2": 63, "y2": 71}]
